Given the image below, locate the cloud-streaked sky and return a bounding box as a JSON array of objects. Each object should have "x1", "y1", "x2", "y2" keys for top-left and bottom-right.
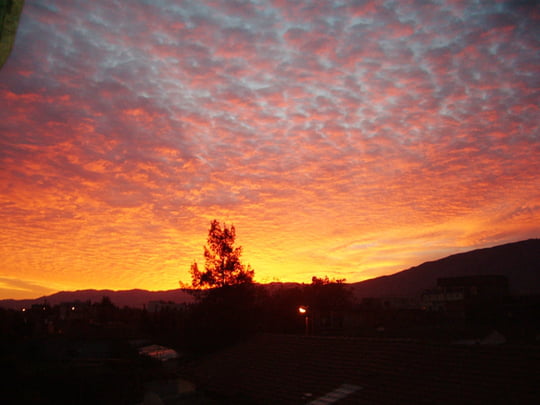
[{"x1": 1, "y1": 0, "x2": 539, "y2": 299}]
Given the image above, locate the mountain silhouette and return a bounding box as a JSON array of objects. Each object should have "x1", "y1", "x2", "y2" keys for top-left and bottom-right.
[
  {"x1": 0, "y1": 288, "x2": 195, "y2": 310},
  {"x1": 350, "y1": 239, "x2": 539, "y2": 298},
  {"x1": 1, "y1": 239, "x2": 538, "y2": 309}
]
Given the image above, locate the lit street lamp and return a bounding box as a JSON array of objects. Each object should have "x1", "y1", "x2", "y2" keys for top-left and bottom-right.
[{"x1": 298, "y1": 306, "x2": 310, "y2": 335}]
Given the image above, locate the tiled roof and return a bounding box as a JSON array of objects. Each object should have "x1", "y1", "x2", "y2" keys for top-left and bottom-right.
[{"x1": 183, "y1": 334, "x2": 540, "y2": 404}]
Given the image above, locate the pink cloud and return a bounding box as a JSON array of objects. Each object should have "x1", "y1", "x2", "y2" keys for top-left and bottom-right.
[
  {"x1": 0, "y1": 0, "x2": 538, "y2": 297},
  {"x1": 348, "y1": 1, "x2": 378, "y2": 17}
]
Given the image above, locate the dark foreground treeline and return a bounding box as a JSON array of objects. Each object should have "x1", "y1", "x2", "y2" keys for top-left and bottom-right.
[
  {"x1": 1, "y1": 280, "x2": 540, "y2": 404},
  {"x1": 0, "y1": 280, "x2": 353, "y2": 350},
  {"x1": 3, "y1": 279, "x2": 540, "y2": 350},
  {"x1": 0, "y1": 281, "x2": 353, "y2": 404}
]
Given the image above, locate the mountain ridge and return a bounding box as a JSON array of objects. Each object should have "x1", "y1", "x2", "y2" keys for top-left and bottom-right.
[
  {"x1": 350, "y1": 238, "x2": 540, "y2": 298},
  {"x1": 1, "y1": 239, "x2": 538, "y2": 309},
  {"x1": 0, "y1": 288, "x2": 195, "y2": 310}
]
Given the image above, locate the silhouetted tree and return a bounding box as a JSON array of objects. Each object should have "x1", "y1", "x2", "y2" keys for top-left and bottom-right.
[
  {"x1": 311, "y1": 275, "x2": 346, "y2": 286},
  {"x1": 182, "y1": 221, "x2": 260, "y2": 352},
  {"x1": 305, "y1": 276, "x2": 353, "y2": 311},
  {"x1": 190, "y1": 219, "x2": 254, "y2": 288},
  {"x1": 96, "y1": 295, "x2": 117, "y2": 322}
]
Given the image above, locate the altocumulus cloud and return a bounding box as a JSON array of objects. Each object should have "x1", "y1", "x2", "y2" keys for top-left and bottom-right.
[{"x1": 0, "y1": 0, "x2": 538, "y2": 297}]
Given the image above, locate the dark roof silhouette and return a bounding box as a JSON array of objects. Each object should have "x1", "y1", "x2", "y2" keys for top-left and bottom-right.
[{"x1": 183, "y1": 334, "x2": 540, "y2": 404}]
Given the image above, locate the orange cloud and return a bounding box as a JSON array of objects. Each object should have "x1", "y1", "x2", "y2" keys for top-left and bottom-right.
[{"x1": 0, "y1": 0, "x2": 538, "y2": 299}]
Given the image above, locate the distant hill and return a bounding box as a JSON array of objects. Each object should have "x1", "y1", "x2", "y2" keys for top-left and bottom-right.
[
  {"x1": 0, "y1": 288, "x2": 195, "y2": 310},
  {"x1": 1, "y1": 239, "x2": 538, "y2": 309},
  {"x1": 350, "y1": 239, "x2": 540, "y2": 299}
]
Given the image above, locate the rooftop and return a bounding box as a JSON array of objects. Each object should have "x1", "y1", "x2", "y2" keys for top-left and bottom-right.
[{"x1": 183, "y1": 334, "x2": 540, "y2": 404}]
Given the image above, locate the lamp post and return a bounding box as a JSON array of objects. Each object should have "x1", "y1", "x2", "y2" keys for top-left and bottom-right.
[{"x1": 298, "y1": 306, "x2": 309, "y2": 335}]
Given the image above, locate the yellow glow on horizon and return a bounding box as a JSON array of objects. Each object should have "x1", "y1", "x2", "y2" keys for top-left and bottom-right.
[
  {"x1": 1, "y1": 0, "x2": 540, "y2": 302},
  {"x1": 2, "y1": 197, "x2": 538, "y2": 301}
]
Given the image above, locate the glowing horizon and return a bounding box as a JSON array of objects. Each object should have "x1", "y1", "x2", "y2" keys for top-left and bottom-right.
[{"x1": 1, "y1": 0, "x2": 539, "y2": 300}]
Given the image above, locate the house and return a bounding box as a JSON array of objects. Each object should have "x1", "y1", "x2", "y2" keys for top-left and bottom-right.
[
  {"x1": 146, "y1": 300, "x2": 187, "y2": 313},
  {"x1": 437, "y1": 275, "x2": 509, "y2": 297},
  {"x1": 422, "y1": 275, "x2": 509, "y2": 318}
]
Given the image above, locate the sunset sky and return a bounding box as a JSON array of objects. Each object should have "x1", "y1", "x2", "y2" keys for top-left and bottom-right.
[{"x1": 1, "y1": 0, "x2": 539, "y2": 299}]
